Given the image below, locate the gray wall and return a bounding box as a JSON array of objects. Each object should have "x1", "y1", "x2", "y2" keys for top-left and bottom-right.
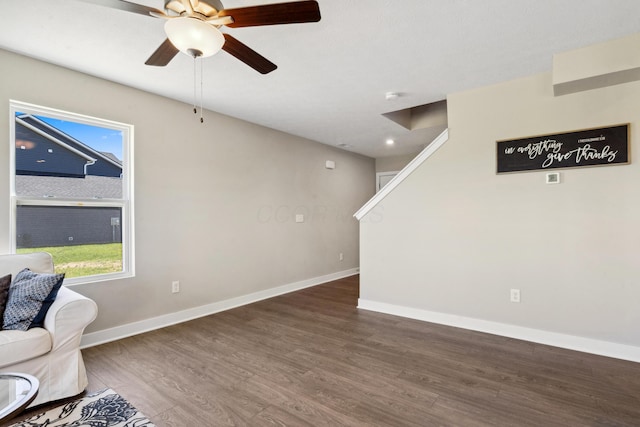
[
  {"x1": 0, "y1": 49, "x2": 375, "y2": 334},
  {"x1": 360, "y1": 56, "x2": 640, "y2": 355}
]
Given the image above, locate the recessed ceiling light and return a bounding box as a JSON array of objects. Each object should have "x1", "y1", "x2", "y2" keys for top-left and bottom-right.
[
  {"x1": 337, "y1": 143, "x2": 352, "y2": 148},
  {"x1": 385, "y1": 138, "x2": 395, "y2": 145},
  {"x1": 385, "y1": 92, "x2": 399, "y2": 100}
]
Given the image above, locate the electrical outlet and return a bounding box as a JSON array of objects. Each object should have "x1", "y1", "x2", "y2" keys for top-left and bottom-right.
[
  {"x1": 172, "y1": 281, "x2": 180, "y2": 294},
  {"x1": 510, "y1": 288, "x2": 521, "y2": 303},
  {"x1": 339, "y1": 252, "x2": 344, "y2": 261}
]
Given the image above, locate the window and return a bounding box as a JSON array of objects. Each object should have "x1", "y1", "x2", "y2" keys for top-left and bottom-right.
[{"x1": 10, "y1": 101, "x2": 134, "y2": 284}]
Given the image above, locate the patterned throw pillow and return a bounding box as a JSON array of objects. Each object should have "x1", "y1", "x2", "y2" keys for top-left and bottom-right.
[
  {"x1": 0, "y1": 274, "x2": 11, "y2": 322},
  {"x1": 2, "y1": 268, "x2": 65, "y2": 331}
]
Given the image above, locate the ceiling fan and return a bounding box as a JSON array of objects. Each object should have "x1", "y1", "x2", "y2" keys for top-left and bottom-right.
[{"x1": 79, "y1": 0, "x2": 321, "y2": 74}]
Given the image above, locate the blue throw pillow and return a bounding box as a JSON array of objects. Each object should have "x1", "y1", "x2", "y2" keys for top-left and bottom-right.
[{"x1": 2, "y1": 268, "x2": 65, "y2": 331}]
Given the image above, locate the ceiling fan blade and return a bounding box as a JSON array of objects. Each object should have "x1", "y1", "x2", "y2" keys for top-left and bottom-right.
[
  {"x1": 75, "y1": 0, "x2": 164, "y2": 17},
  {"x1": 145, "y1": 39, "x2": 180, "y2": 66},
  {"x1": 221, "y1": 34, "x2": 277, "y2": 74},
  {"x1": 218, "y1": 0, "x2": 321, "y2": 28}
]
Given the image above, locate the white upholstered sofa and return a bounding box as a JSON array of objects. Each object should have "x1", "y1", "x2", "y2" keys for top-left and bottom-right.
[{"x1": 0, "y1": 252, "x2": 98, "y2": 407}]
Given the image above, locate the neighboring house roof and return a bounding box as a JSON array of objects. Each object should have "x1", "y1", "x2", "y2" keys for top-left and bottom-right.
[
  {"x1": 16, "y1": 113, "x2": 122, "y2": 173},
  {"x1": 15, "y1": 175, "x2": 122, "y2": 199},
  {"x1": 99, "y1": 151, "x2": 121, "y2": 164},
  {"x1": 14, "y1": 113, "x2": 123, "y2": 199}
]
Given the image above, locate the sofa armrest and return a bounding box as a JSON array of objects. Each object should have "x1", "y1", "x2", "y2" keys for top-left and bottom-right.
[{"x1": 43, "y1": 286, "x2": 98, "y2": 352}]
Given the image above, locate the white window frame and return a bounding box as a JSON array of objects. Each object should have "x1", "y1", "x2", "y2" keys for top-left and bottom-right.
[{"x1": 9, "y1": 100, "x2": 135, "y2": 285}]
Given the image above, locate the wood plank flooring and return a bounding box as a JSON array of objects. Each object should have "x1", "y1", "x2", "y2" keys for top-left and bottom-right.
[{"x1": 8, "y1": 275, "x2": 640, "y2": 426}]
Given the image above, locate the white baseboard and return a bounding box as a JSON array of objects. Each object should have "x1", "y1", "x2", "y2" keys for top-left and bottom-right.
[
  {"x1": 358, "y1": 299, "x2": 640, "y2": 363},
  {"x1": 80, "y1": 268, "x2": 359, "y2": 348}
]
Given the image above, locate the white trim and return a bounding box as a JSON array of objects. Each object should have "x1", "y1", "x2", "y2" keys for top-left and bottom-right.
[
  {"x1": 80, "y1": 268, "x2": 359, "y2": 348},
  {"x1": 11, "y1": 100, "x2": 129, "y2": 140},
  {"x1": 354, "y1": 128, "x2": 449, "y2": 220},
  {"x1": 357, "y1": 299, "x2": 640, "y2": 363}
]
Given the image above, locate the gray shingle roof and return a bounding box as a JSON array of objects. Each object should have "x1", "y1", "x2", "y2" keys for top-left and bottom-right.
[{"x1": 16, "y1": 175, "x2": 122, "y2": 199}]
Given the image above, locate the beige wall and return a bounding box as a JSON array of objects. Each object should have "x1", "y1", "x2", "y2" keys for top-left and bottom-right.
[
  {"x1": 375, "y1": 154, "x2": 417, "y2": 173},
  {"x1": 0, "y1": 49, "x2": 375, "y2": 334},
  {"x1": 553, "y1": 32, "x2": 640, "y2": 95},
  {"x1": 360, "y1": 69, "x2": 640, "y2": 354}
]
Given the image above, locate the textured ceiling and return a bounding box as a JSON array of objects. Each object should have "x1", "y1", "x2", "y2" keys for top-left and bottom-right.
[{"x1": 1, "y1": 0, "x2": 639, "y2": 158}]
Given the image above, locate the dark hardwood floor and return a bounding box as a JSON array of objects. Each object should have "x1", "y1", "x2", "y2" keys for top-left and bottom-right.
[{"x1": 8, "y1": 275, "x2": 640, "y2": 426}]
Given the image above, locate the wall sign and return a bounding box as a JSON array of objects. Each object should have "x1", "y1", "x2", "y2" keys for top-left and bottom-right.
[{"x1": 496, "y1": 124, "x2": 629, "y2": 174}]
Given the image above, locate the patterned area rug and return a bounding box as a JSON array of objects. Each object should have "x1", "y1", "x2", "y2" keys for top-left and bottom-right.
[{"x1": 9, "y1": 388, "x2": 155, "y2": 427}]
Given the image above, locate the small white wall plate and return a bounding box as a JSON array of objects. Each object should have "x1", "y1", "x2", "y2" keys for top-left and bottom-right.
[{"x1": 546, "y1": 172, "x2": 561, "y2": 184}]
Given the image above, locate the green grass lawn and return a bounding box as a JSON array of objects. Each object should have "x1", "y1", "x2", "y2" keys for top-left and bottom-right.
[{"x1": 17, "y1": 243, "x2": 123, "y2": 278}]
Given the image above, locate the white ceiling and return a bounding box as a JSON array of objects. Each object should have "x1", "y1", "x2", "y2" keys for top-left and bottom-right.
[{"x1": 1, "y1": 0, "x2": 639, "y2": 158}]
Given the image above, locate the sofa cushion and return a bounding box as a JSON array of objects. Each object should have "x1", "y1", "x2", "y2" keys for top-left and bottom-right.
[
  {"x1": 0, "y1": 252, "x2": 55, "y2": 277},
  {"x1": 0, "y1": 327, "x2": 52, "y2": 368},
  {"x1": 2, "y1": 269, "x2": 65, "y2": 331},
  {"x1": 0, "y1": 274, "x2": 10, "y2": 321}
]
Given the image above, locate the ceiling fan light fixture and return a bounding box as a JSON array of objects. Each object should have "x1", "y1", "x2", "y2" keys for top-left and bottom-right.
[{"x1": 164, "y1": 17, "x2": 225, "y2": 58}]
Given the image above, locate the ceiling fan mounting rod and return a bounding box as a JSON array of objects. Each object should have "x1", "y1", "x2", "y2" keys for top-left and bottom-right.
[
  {"x1": 180, "y1": 0, "x2": 194, "y2": 14},
  {"x1": 165, "y1": 0, "x2": 222, "y2": 17},
  {"x1": 167, "y1": 0, "x2": 224, "y2": 12}
]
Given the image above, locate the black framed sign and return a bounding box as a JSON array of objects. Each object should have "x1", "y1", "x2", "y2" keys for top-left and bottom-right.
[{"x1": 497, "y1": 124, "x2": 629, "y2": 174}]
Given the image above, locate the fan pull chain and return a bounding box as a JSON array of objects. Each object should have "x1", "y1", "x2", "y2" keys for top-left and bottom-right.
[
  {"x1": 191, "y1": 54, "x2": 205, "y2": 123},
  {"x1": 193, "y1": 56, "x2": 197, "y2": 115},
  {"x1": 200, "y1": 58, "x2": 204, "y2": 123}
]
